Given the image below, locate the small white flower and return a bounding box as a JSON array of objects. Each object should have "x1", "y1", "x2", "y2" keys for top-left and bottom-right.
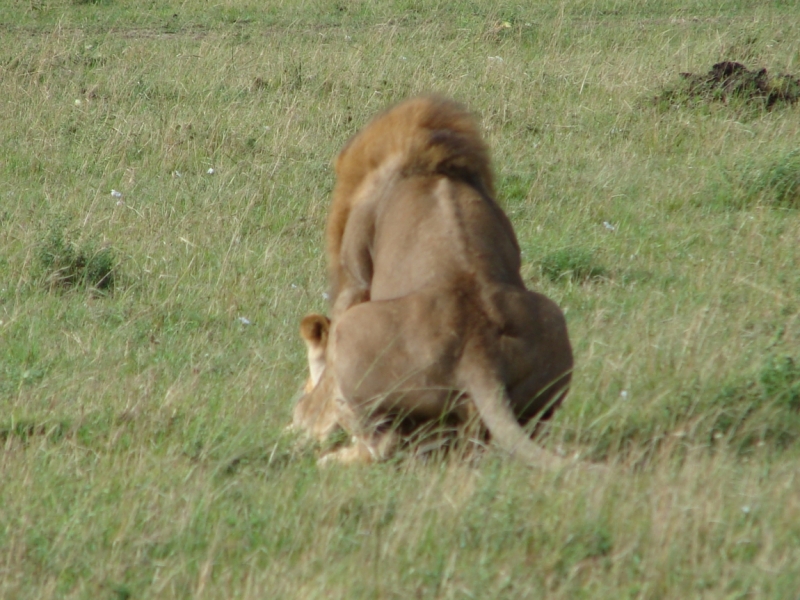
[
  {"x1": 207, "y1": 168, "x2": 215, "y2": 175},
  {"x1": 620, "y1": 390, "x2": 628, "y2": 399},
  {"x1": 238, "y1": 317, "x2": 251, "y2": 326},
  {"x1": 400, "y1": 56, "x2": 407, "y2": 61},
  {"x1": 741, "y1": 506, "x2": 751, "y2": 514},
  {"x1": 322, "y1": 292, "x2": 330, "y2": 301},
  {"x1": 603, "y1": 221, "x2": 616, "y2": 231},
  {"x1": 172, "y1": 170, "x2": 182, "y2": 178},
  {"x1": 344, "y1": 35, "x2": 352, "y2": 41},
  {"x1": 111, "y1": 189, "x2": 123, "y2": 198},
  {"x1": 290, "y1": 284, "x2": 298, "y2": 289},
  {"x1": 74, "y1": 99, "x2": 82, "y2": 106}
]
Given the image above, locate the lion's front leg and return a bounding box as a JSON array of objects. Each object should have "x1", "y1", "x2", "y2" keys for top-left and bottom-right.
[{"x1": 317, "y1": 429, "x2": 401, "y2": 465}]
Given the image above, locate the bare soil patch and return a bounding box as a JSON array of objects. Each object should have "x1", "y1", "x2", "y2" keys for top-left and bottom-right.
[{"x1": 656, "y1": 61, "x2": 800, "y2": 109}]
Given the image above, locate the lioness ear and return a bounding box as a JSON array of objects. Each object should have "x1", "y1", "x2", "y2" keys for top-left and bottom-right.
[
  {"x1": 300, "y1": 314, "x2": 331, "y2": 390},
  {"x1": 300, "y1": 314, "x2": 331, "y2": 349}
]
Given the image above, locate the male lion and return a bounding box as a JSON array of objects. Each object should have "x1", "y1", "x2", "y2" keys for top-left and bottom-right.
[{"x1": 295, "y1": 96, "x2": 574, "y2": 468}]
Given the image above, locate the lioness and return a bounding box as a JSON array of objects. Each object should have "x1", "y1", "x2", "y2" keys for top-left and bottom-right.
[
  {"x1": 295, "y1": 96, "x2": 574, "y2": 468},
  {"x1": 294, "y1": 312, "x2": 484, "y2": 455}
]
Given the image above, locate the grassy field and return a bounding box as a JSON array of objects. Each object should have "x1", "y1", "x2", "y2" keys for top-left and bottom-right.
[{"x1": 2, "y1": 0, "x2": 800, "y2": 597}]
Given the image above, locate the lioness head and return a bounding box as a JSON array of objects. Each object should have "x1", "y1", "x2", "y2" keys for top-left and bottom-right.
[
  {"x1": 292, "y1": 314, "x2": 341, "y2": 442},
  {"x1": 299, "y1": 313, "x2": 330, "y2": 392}
]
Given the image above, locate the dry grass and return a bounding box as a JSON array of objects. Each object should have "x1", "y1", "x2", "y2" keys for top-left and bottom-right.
[{"x1": 1, "y1": 0, "x2": 800, "y2": 597}]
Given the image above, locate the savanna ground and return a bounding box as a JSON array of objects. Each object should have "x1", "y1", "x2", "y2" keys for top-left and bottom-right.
[{"x1": 2, "y1": 0, "x2": 800, "y2": 597}]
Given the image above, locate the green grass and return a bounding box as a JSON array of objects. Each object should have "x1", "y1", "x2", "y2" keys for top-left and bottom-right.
[{"x1": 2, "y1": 0, "x2": 800, "y2": 597}]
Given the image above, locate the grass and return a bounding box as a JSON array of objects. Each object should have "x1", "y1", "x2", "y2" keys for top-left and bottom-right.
[{"x1": 2, "y1": 0, "x2": 800, "y2": 597}]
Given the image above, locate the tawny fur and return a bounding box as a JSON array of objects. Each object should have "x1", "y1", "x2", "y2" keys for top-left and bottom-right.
[
  {"x1": 293, "y1": 314, "x2": 340, "y2": 442},
  {"x1": 326, "y1": 96, "x2": 495, "y2": 306},
  {"x1": 299, "y1": 314, "x2": 330, "y2": 393},
  {"x1": 295, "y1": 96, "x2": 575, "y2": 469}
]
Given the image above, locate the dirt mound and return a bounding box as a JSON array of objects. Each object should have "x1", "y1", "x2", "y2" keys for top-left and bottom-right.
[{"x1": 656, "y1": 61, "x2": 800, "y2": 109}]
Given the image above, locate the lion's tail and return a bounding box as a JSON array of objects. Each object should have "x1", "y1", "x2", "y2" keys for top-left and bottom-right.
[{"x1": 459, "y1": 347, "x2": 568, "y2": 471}]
